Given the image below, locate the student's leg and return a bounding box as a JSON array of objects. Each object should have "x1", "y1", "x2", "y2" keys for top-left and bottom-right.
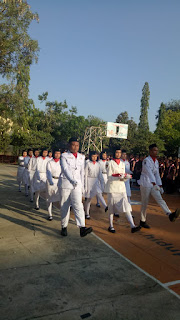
[
  {"x1": 84, "y1": 198, "x2": 91, "y2": 218},
  {"x1": 35, "y1": 191, "x2": 40, "y2": 209}
]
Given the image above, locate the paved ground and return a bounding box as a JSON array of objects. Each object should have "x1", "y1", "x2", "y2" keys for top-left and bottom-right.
[{"x1": 0, "y1": 164, "x2": 180, "y2": 320}]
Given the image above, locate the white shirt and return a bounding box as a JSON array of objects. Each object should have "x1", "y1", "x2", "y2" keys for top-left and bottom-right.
[
  {"x1": 105, "y1": 160, "x2": 126, "y2": 193},
  {"x1": 58, "y1": 151, "x2": 85, "y2": 190},
  {"x1": 138, "y1": 156, "x2": 162, "y2": 188},
  {"x1": 98, "y1": 159, "x2": 109, "y2": 174},
  {"x1": 46, "y1": 159, "x2": 61, "y2": 184},
  {"x1": 28, "y1": 156, "x2": 38, "y2": 172}
]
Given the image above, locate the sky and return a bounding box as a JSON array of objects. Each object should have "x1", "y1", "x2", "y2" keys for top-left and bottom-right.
[{"x1": 28, "y1": 0, "x2": 180, "y2": 131}]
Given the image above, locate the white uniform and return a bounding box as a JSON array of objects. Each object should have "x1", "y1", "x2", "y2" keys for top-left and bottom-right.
[
  {"x1": 105, "y1": 160, "x2": 135, "y2": 229},
  {"x1": 84, "y1": 161, "x2": 107, "y2": 217},
  {"x1": 58, "y1": 151, "x2": 85, "y2": 228},
  {"x1": 33, "y1": 156, "x2": 50, "y2": 208},
  {"x1": 138, "y1": 156, "x2": 171, "y2": 222},
  {"x1": 22, "y1": 156, "x2": 31, "y2": 195},
  {"x1": 17, "y1": 156, "x2": 26, "y2": 191},
  {"x1": 98, "y1": 159, "x2": 108, "y2": 186},
  {"x1": 46, "y1": 159, "x2": 61, "y2": 217},
  {"x1": 22, "y1": 156, "x2": 30, "y2": 184},
  {"x1": 121, "y1": 159, "x2": 132, "y2": 202},
  {"x1": 28, "y1": 156, "x2": 38, "y2": 201}
]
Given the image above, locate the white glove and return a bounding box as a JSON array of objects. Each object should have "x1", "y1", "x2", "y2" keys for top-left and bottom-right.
[
  {"x1": 72, "y1": 180, "x2": 78, "y2": 188},
  {"x1": 119, "y1": 173, "x2": 125, "y2": 181},
  {"x1": 153, "y1": 184, "x2": 160, "y2": 191},
  {"x1": 160, "y1": 187, "x2": 164, "y2": 194}
]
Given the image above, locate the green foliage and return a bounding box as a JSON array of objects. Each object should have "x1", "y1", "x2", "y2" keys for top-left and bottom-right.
[
  {"x1": 0, "y1": 0, "x2": 39, "y2": 78},
  {"x1": 155, "y1": 110, "x2": 180, "y2": 156},
  {"x1": 139, "y1": 82, "x2": 150, "y2": 132},
  {"x1": 0, "y1": 116, "x2": 12, "y2": 154}
]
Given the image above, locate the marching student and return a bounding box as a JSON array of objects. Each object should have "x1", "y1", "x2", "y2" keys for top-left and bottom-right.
[
  {"x1": 47, "y1": 151, "x2": 53, "y2": 160},
  {"x1": 46, "y1": 149, "x2": 61, "y2": 220},
  {"x1": 58, "y1": 137, "x2": 93, "y2": 237},
  {"x1": 138, "y1": 144, "x2": 180, "y2": 228},
  {"x1": 28, "y1": 149, "x2": 39, "y2": 202},
  {"x1": 22, "y1": 149, "x2": 33, "y2": 196},
  {"x1": 17, "y1": 150, "x2": 27, "y2": 192},
  {"x1": 98, "y1": 151, "x2": 109, "y2": 185},
  {"x1": 84, "y1": 151, "x2": 108, "y2": 219},
  {"x1": 96, "y1": 151, "x2": 109, "y2": 208},
  {"x1": 121, "y1": 150, "x2": 133, "y2": 204},
  {"x1": 33, "y1": 149, "x2": 49, "y2": 210},
  {"x1": 105, "y1": 147, "x2": 141, "y2": 234}
]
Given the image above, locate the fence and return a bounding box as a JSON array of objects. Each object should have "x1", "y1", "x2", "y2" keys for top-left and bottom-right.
[{"x1": 0, "y1": 155, "x2": 18, "y2": 164}]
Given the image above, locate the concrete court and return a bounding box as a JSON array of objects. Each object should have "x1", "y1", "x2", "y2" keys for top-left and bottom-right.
[{"x1": 0, "y1": 164, "x2": 180, "y2": 320}]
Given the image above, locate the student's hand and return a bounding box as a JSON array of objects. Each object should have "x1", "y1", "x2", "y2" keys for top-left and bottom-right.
[
  {"x1": 160, "y1": 187, "x2": 164, "y2": 194},
  {"x1": 153, "y1": 184, "x2": 160, "y2": 191}
]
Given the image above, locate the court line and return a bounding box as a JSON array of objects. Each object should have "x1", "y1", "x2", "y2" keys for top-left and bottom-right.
[
  {"x1": 163, "y1": 280, "x2": 180, "y2": 287},
  {"x1": 92, "y1": 232, "x2": 180, "y2": 300}
]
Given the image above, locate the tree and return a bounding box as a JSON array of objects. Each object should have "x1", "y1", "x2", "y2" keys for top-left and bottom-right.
[
  {"x1": 0, "y1": 116, "x2": 13, "y2": 154},
  {"x1": 0, "y1": 0, "x2": 39, "y2": 79},
  {"x1": 155, "y1": 110, "x2": 180, "y2": 156},
  {"x1": 156, "y1": 102, "x2": 166, "y2": 128},
  {"x1": 139, "y1": 82, "x2": 150, "y2": 132}
]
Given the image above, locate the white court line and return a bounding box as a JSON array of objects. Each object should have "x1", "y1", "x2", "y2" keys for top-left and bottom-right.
[
  {"x1": 92, "y1": 232, "x2": 180, "y2": 300},
  {"x1": 163, "y1": 280, "x2": 180, "y2": 287}
]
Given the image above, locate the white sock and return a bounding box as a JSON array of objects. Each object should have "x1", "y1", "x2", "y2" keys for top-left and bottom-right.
[
  {"x1": 47, "y1": 202, "x2": 52, "y2": 217},
  {"x1": 125, "y1": 211, "x2": 135, "y2": 228},
  {"x1": 109, "y1": 213, "x2": 114, "y2": 228}
]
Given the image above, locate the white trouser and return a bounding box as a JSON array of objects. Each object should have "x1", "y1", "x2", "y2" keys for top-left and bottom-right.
[
  {"x1": 47, "y1": 201, "x2": 52, "y2": 217},
  {"x1": 35, "y1": 191, "x2": 40, "y2": 208},
  {"x1": 59, "y1": 188, "x2": 85, "y2": 228},
  {"x1": 25, "y1": 184, "x2": 28, "y2": 196},
  {"x1": 30, "y1": 187, "x2": 34, "y2": 201},
  {"x1": 96, "y1": 195, "x2": 100, "y2": 205},
  {"x1": 140, "y1": 185, "x2": 171, "y2": 222}
]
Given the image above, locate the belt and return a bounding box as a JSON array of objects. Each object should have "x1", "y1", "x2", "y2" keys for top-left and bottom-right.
[
  {"x1": 102, "y1": 172, "x2": 107, "y2": 174},
  {"x1": 52, "y1": 176, "x2": 59, "y2": 179}
]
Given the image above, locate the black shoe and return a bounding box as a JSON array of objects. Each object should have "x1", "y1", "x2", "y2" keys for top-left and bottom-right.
[
  {"x1": 61, "y1": 227, "x2": 67, "y2": 236},
  {"x1": 96, "y1": 203, "x2": 101, "y2": 208},
  {"x1": 169, "y1": 208, "x2": 180, "y2": 222},
  {"x1": 85, "y1": 215, "x2": 90, "y2": 219},
  {"x1": 80, "y1": 227, "x2": 93, "y2": 237},
  {"x1": 105, "y1": 206, "x2": 108, "y2": 212},
  {"x1": 140, "y1": 220, "x2": 150, "y2": 228},
  {"x1": 131, "y1": 226, "x2": 141, "y2": 233},
  {"x1": 108, "y1": 227, "x2": 116, "y2": 233},
  {"x1": 48, "y1": 216, "x2": 53, "y2": 221},
  {"x1": 18, "y1": 190, "x2": 21, "y2": 192},
  {"x1": 30, "y1": 199, "x2": 33, "y2": 203},
  {"x1": 35, "y1": 206, "x2": 39, "y2": 210},
  {"x1": 114, "y1": 213, "x2": 119, "y2": 217},
  {"x1": 25, "y1": 194, "x2": 28, "y2": 197}
]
